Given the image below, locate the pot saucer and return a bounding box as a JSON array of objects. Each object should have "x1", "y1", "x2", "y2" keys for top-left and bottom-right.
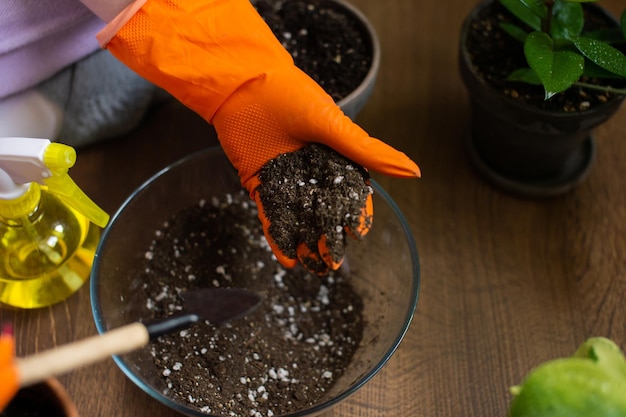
[{"x1": 467, "y1": 134, "x2": 595, "y2": 199}]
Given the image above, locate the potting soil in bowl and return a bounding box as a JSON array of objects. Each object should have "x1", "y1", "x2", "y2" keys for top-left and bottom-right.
[{"x1": 138, "y1": 145, "x2": 369, "y2": 416}]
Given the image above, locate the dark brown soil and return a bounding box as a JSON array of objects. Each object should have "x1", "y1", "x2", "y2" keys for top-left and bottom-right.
[
  {"x1": 256, "y1": 144, "x2": 371, "y2": 274},
  {"x1": 464, "y1": 0, "x2": 626, "y2": 112},
  {"x1": 140, "y1": 188, "x2": 364, "y2": 416},
  {"x1": 253, "y1": 0, "x2": 373, "y2": 102}
]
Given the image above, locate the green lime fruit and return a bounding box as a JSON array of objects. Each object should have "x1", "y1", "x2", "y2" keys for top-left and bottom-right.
[
  {"x1": 510, "y1": 338, "x2": 626, "y2": 417},
  {"x1": 573, "y1": 337, "x2": 626, "y2": 379}
]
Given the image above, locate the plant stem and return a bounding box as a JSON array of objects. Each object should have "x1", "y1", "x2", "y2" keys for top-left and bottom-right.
[
  {"x1": 573, "y1": 81, "x2": 626, "y2": 96},
  {"x1": 542, "y1": 0, "x2": 555, "y2": 34}
]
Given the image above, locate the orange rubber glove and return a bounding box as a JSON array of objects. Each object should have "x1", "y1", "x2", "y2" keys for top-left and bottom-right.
[
  {"x1": 98, "y1": 0, "x2": 420, "y2": 273},
  {"x1": 0, "y1": 326, "x2": 19, "y2": 411}
]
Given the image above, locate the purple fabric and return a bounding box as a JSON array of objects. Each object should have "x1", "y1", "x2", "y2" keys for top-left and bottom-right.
[{"x1": 0, "y1": 0, "x2": 104, "y2": 99}]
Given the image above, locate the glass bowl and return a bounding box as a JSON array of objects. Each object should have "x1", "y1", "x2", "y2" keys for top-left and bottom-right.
[{"x1": 90, "y1": 147, "x2": 419, "y2": 417}]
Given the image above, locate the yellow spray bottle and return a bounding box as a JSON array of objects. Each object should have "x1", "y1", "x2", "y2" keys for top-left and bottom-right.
[{"x1": 0, "y1": 138, "x2": 109, "y2": 309}]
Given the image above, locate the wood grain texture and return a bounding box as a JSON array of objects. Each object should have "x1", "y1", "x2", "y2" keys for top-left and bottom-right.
[{"x1": 2, "y1": 0, "x2": 625, "y2": 415}]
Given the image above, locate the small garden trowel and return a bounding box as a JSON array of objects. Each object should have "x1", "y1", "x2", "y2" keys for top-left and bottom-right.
[{"x1": 12, "y1": 287, "x2": 262, "y2": 388}]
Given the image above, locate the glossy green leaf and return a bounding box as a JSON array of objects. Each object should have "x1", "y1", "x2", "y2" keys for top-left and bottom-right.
[
  {"x1": 573, "y1": 36, "x2": 626, "y2": 77},
  {"x1": 500, "y1": 22, "x2": 529, "y2": 43},
  {"x1": 499, "y1": 0, "x2": 542, "y2": 31},
  {"x1": 525, "y1": 31, "x2": 585, "y2": 99},
  {"x1": 507, "y1": 68, "x2": 542, "y2": 84},
  {"x1": 551, "y1": 1, "x2": 584, "y2": 40},
  {"x1": 583, "y1": 60, "x2": 625, "y2": 79},
  {"x1": 518, "y1": 0, "x2": 543, "y2": 12}
]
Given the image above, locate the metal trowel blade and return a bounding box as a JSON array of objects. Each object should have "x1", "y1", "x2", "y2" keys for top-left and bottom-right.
[{"x1": 180, "y1": 287, "x2": 262, "y2": 325}]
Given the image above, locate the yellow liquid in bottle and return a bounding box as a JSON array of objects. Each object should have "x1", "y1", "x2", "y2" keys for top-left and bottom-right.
[{"x1": 0, "y1": 190, "x2": 101, "y2": 309}]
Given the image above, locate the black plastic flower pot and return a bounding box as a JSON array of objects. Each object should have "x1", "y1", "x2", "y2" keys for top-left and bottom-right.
[{"x1": 459, "y1": 0, "x2": 625, "y2": 198}]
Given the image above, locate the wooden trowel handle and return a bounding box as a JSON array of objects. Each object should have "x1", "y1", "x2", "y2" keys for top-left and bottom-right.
[{"x1": 15, "y1": 322, "x2": 149, "y2": 387}]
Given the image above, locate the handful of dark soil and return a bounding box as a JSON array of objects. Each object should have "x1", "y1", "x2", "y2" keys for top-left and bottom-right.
[{"x1": 256, "y1": 144, "x2": 372, "y2": 274}]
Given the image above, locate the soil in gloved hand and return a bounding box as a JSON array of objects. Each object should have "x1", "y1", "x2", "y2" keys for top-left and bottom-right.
[
  {"x1": 250, "y1": 0, "x2": 375, "y2": 272},
  {"x1": 256, "y1": 144, "x2": 372, "y2": 274}
]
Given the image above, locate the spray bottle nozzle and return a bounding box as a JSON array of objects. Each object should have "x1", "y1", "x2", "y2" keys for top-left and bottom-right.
[
  {"x1": 43, "y1": 142, "x2": 76, "y2": 172},
  {"x1": 0, "y1": 138, "x2": 109, "y2": 228}
]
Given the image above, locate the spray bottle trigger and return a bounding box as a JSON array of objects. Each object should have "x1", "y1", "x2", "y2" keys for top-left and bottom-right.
[{"x1": 42, "y1": 143, "x2": 110, "y2": 228}]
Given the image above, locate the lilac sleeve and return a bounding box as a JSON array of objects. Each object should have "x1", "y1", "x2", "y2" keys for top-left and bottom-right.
[{"x1": 0, "y1": 0, "x2": 105, "y2": 99}]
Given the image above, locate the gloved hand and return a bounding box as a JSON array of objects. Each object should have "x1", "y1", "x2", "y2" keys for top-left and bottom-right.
[
  {"x1": 0, "y1": 325, "x2": 19, "y2": 411},
  {"x1": 97, "y1": 0, "x2": 420, "y2": 273}
]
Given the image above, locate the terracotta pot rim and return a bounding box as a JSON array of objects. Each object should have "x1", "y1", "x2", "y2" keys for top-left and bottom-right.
[
  {"x1": 6, "y1": 377, "x2": 80, "y2": 417},
  {"x1": 45, "y1": 377, "x2": 80, "y2": 417}
]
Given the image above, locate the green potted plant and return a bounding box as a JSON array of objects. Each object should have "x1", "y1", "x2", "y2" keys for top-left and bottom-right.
[{"x1": 459, "y1": 0, "x2": 626, "y2": 198}]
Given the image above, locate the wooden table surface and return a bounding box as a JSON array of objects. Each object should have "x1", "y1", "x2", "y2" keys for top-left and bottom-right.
[{"x1": 2, "y1": 0, "x2": 626, "y2": 415}]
